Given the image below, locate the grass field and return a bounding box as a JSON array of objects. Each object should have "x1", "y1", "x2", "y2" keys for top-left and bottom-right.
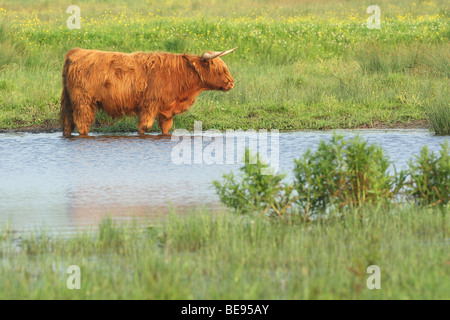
[
  {"x1": 0, "y1": 206, "x2": 448, "y2": 299},
  {"x1": 1, "y1": 1, "x2": 448, "y2": 301},
  {"x1": 0, "y1": 0, "x2": 449, "y2": 132}
]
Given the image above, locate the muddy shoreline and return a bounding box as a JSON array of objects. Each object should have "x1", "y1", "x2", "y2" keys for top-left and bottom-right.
[{"x1": 0, "y1": 119, "x2": 429, "y2": 134}]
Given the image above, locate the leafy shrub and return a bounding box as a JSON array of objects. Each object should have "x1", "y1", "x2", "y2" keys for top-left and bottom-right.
[
  {"x1": 293, "y1": 134, "x2": 406, "y2": 216},
  {"x1": 214, "y1": 135, "x2": 448, "y2": 221},
  {"x1": 213, "y1": 150, "x2": 295, "y2": 218},
  {"x1": 407, "y1": 141, "x2": 449, "y2": 206}
]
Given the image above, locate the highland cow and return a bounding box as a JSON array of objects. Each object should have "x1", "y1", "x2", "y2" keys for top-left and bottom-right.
[{"x1": 60, "y1": 47, "x2": 237, "y2": 137}]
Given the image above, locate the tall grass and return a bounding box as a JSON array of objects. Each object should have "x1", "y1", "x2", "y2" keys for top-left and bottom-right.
[
  {"x1": 0, "y1": 206, "x2": 448, "y2": 299},
  {"x1": 0, "y1": 0, "x2": 449, "y2": 131},
  {"x1": 426, "y1": 93, "x2": 450, "y2": 135}
]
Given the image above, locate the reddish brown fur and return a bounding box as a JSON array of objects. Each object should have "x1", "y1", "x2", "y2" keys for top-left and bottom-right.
[{"x1": 60, "y1": 48, "x2": 234, "y2": 137}]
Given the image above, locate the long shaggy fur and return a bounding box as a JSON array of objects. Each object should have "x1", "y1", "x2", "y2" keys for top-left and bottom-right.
[{"x1": 60, "y1": 48, "x2": 234, "y2": 137}]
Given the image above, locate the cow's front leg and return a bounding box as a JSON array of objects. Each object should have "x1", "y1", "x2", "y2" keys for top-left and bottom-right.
[
  {"x1": 138, "y1": 109, "x2": 156, "y2": 135},
  {"x1": 73, "y1": 104, "x2": 95, "y2": 136},
  {"x1": 158, "y1": 114, "x2": 174, "y2": 135}
]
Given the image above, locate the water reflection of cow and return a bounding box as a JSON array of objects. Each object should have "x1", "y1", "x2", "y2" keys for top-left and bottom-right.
[
  {"x1": 68, "y1": 185, "x2": 216, "y2": 228},
  {"x1": 63, "y1": 134, "x2": 218, "y2": 228},
  {"x1": 60, "y1": 47, "x2": 237, "y2": 137}
]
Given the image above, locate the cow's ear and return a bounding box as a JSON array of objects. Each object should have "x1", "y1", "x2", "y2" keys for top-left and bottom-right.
[
  {"x1": 198, "y1": 56, "x2": 212, "y2": 66},
  {"x1": 184, "y1": 56, "x2": 199, "y2": 72},
  {"x1": 185, "y1": 56, "x2": 205, "y2": 69}
]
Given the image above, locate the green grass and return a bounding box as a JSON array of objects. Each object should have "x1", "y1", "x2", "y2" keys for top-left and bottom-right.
[
  {"x1": 427, "y1": 93, "x2": 450, "y2": 135},
  {"x1": 0, "y1": 206, "x2": 448, "y2": 299},
  {"x1": 0, "y1": 0, "x2": 449, "y2": 132}
]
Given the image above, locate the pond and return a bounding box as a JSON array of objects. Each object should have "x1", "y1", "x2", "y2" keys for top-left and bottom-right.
[{"x1": 0, "y1": 130, "x2": 447, "y2": 232}]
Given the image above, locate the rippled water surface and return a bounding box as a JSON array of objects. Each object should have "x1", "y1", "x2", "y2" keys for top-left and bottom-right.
[{"x1": 0, "y1": 130, "x2": 447, "y2": 232}]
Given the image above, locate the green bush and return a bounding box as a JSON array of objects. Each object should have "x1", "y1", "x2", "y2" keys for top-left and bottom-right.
[
  {"x1": 213, "y1": 150, "x2": 295, "y2": 218},
  {"x1": 407, "y1": 141, "x2": 449, "y2": 206},
  {"x1": 293, "y1": 134, "x2": 406, "y2": 216},
  {"x1": 214, "y1": 135, "x2": 448, "y2": 220}
]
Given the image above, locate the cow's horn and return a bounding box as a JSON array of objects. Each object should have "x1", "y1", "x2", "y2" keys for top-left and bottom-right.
[
  {"x1": 202, "y1": 47, "x2": 238, "y2": 61},
  {"x1": 219, "y1": 47, "x2": 238, "y2": 57},
  {"x1": 201, "y1": 51, "x2": 224, "y2": 61}
]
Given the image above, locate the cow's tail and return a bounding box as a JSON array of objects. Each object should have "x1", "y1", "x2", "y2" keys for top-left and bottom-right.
[
  {"x1": 60, "y1": 79, "x2": 74, "y2": 137},
  {"x1": 60, "y1": 53, "x2": 75, "y2": 137}
]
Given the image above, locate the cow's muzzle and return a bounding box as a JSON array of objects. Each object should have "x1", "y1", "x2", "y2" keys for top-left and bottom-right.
[{"x1": 223, "y1": 82, "x2": 234, "y2": 91}]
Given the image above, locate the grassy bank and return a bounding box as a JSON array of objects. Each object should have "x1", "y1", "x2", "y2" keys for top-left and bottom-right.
[
  {"x1": 0, "y1": 206, "x2": 448, "y2": 299},
  {"x1": 0, "y1": 0, "x2": 449, "y2": 132}
]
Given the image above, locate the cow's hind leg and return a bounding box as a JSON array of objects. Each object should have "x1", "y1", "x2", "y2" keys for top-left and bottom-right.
[
  {"x1": 60, "y1": 86, "x2": 74, "y2": 137},
  {"x1": 138, "y1": 109, "x2": 157, "y2": 135},
  {"x1": 63, "y1": 114, "x2": 75, "y2": 137},
  {"x1": 73, "y1": 104, "x2": 95, "y2": 136},
  {"x1": 158, "y1": 115, "x2": 174, "y2": 135}
]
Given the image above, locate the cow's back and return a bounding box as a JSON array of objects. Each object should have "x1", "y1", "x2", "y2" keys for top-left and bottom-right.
[{"x1": 63, "y1": 48, "x2": 148, "y2": 117}]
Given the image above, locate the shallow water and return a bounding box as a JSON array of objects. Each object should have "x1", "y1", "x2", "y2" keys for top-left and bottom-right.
[{"x1": 0, "y1": 130, "x2": 447, "y2": 232}]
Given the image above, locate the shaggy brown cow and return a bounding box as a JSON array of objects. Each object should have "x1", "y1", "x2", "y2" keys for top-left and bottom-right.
[{"x1": 60, "y1": 47, "x2": 237, "y2": 137}]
